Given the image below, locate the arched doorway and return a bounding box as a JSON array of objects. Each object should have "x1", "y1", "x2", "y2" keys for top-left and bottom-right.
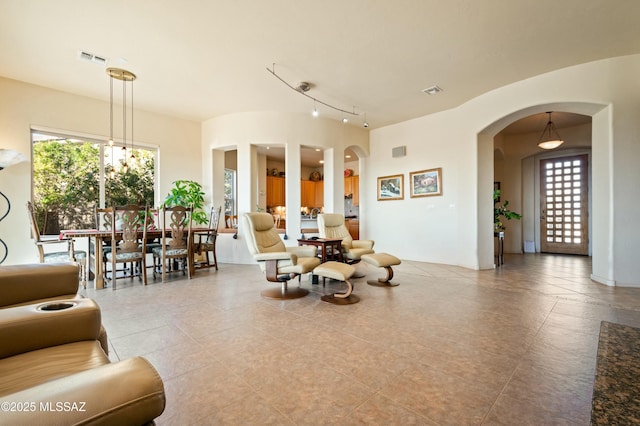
[
  {"x1": 494, "y1": 111, "x2": 592, "y2": 256},
  {"x1": 477, "y1": 102, "x2": 614, "y2": 286}
]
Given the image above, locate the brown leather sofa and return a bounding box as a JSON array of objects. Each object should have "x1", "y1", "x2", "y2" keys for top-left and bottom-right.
[
  {"x1": 0, "y1": 298, "x2": 166, "y2": 425},
  {"x1": 0, "y1": 262, "x2": 108, "y2": 354}
]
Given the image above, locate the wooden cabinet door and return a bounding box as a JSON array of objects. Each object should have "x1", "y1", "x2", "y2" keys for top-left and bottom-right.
[
  {"x1": 344, "y1": 177, "x2": 353, "y2": 197},
  {"x1": 314, "y1": 181, "x2": 324, "y2": 207},
  {"x1": 267, "y1": 176, "x2": 285, "y2": 207},
  {"x1": 344, "y1": 176, "x2": 359, "y2": 206},
  {"x1": 301, "y1": 180, "x2": 315, "y2": 207},
  {"x1": 352, "y1": 175, "x2": 359, "y2": 206}
]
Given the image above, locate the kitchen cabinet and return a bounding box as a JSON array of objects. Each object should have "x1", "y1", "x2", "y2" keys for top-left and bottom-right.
[
  {"x1": 344, "y1": 175, "x2": 359, "y2": 206},
  {"x1": 345, "y1": 219, "x2": 359, "y2": 240},
  {"x1": 301, "y1": 180, "x2": 323, "y2": 208},
  {"x1": 267, "y1": 176, "x2": 285, "y2": 207},
  {"x1": 314, "y1": 181, "x2": 324, "y2": 207}
]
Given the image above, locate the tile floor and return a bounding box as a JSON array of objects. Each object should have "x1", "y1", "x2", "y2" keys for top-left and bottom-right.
[{"x1": 81, "y1": 254, "x2": 640, "y2": 425}]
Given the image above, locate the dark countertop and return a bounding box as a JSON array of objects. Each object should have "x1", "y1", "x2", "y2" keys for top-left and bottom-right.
[{"x1": 591, "y1": 321, "x2": 640, "y2": 425}]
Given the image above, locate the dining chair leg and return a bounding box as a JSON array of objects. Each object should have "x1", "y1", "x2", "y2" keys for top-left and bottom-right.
[
  {"x1": 141, "y1": 258, "x2": 147, "y2": 285},
  {"x1": 212, "y1": 248, "x2": 218, "y2": 271}
]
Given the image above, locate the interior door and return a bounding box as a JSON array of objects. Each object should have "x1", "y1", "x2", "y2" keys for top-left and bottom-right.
[{"x1": 540, "y1": 154, "x2": 589, "y2": 255}]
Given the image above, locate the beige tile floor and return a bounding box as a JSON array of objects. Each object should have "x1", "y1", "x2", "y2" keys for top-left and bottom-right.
[{"x1": 82, "y1": 254, "x2": 640, "y2": 425}]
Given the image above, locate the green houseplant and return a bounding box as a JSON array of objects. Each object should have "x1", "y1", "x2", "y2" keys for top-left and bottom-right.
[
  {"x1": 163, "y1": 180, "x2": 208, "y2": 225},
  {"x1": 494, "y1": 189, "x2": 521, "y2": 232}
]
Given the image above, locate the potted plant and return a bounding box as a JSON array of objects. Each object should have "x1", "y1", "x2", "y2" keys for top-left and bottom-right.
[
  {"x1": 494, "y1": 189, "x2": 521, "y2": 232},
  {"x1": 163, "y1": 180, "x2": 208, "y2": 225}
]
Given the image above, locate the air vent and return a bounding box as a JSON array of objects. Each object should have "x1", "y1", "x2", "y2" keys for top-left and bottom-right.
[
  {"x1": 422, "y1": 85, "x2": 443, "y2": 95},
  {"x1": 392, "y1": 146, "x2": 406, "y2": 158},
  {"x1": 78, "y1": 50, "x2": 108, "y2": 66}
]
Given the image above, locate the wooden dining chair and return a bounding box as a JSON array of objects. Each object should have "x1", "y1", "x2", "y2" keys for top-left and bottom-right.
[
  {"x1": 152, "y1": 205, "x2": 193, "y2": 282},
  {"x1": 26, "y1": 201, "x2": 88, "y2": 287},
  {"x1": 104, "y1": 205, "x2": 148, "y2": 289},
  {"x1": 195, "y1": 206, "x2": 221, "y2": 271},
  {"x1": 93, "y1": 206, "x2": 115, "y2": 283}
]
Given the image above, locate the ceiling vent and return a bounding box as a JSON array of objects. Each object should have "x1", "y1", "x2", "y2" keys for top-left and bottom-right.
[
  {"x1": 78, "y1": 50, "x2": 107, "y2": 66},
  {"x1": 422, "y1": 85, "x2": 443, "y2": 95}
]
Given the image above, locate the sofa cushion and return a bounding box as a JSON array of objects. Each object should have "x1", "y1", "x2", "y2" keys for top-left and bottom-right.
[
  {"x1": 0, "y1": 340, "x2": 109, "y2": 397},
  {"x1": 0, "y1": 357, "x2": 165, "y2": 425}
]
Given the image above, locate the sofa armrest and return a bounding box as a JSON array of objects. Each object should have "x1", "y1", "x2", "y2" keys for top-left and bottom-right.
[
  {"x1": 0, "y1": 298, "x2": 101, "y2": 359},
  {"x1": 0, "y1": 357, "x2": 165, "y2": 425},
  {"x1": 352, "y1": 240, "x2": 375, "y2": 250},
  {"x1": 0, "y1": 263, "x2": 80, "y2": 307}
]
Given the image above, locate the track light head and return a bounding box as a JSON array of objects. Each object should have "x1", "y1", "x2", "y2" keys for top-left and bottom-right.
[{"x1": 296, "y1": 82, "x2": 311, "y2": 92}]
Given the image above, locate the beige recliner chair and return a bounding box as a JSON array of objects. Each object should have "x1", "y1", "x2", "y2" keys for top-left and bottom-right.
[
  {"x1": 243, "y1": 212, "x2": 321, "y2": 299},
  {"x1": 317, "y1": 213, "x2": 375, "y2": 263},
  {"x1": 0, "y1": 298, "x2": 166, "y2": 425}
]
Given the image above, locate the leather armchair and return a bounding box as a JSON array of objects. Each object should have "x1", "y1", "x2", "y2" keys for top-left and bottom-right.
[
  {"x1": 0, "y1": 262, "x2": 108, "y2": 354},
  {"x1": 317, "y1": 213, "x2": 375, "y2": 263},
  {"x1": 243, "y1": 212, "x2": 321, "y2": 299},
  {"x1": 0, "y1": 299, "x2": 165, "y2": 425}
]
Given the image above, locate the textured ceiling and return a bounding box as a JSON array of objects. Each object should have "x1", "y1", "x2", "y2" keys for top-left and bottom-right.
[{"x1": 1, "y1": 0, "x2": 638, "y2": 134}]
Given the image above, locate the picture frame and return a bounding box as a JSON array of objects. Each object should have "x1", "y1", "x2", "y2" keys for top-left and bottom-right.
[
  {"x1": 409, "y1": 167, "x2": 442, "y2": 197},
  {"x1": 377, "y1": 174, "x2": 404, "y2": 201}
]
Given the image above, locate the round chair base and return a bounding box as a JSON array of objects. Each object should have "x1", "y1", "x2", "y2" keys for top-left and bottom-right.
[
  {"x1": 367, "y1": 279, "x2": 400, "y2": 287},
  {"x1": 321, "y1": 294, "x2": 360, "y2": 305},
  {"x1": 261, "y1": 287, "x2": 309, "y2": 300}
]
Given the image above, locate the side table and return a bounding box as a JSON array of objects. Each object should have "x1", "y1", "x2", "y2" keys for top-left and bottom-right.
[{"x1": 297, "y1": 238, "x2": 344, "y2": 263}]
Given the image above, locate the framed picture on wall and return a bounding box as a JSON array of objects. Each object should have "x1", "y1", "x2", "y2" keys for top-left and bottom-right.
[
  {"x1": 409, "y1": 167, "x2": 443, "y2": 197},
  {"x1": 377, "y1": 174, "x2": 404, "y2": 201}
]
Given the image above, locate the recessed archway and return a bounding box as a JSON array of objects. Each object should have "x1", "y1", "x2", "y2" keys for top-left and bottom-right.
[{"x1": 477, "y1": 102, "x2": 612, "y2": 286}]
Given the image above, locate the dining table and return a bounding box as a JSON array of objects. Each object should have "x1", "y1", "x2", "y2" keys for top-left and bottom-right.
[{"x1": 60, "y1": 227, "x2": 215, "y2": 289}]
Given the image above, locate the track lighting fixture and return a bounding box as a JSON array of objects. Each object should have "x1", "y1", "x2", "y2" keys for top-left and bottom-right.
[{"x1": 267, "y1": 63, "x2": 360, "y2": 122}]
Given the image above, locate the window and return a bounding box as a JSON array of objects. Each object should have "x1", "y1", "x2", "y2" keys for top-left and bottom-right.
[
  {"x1": 32, "y1": 131, "x2": 155, "y2": 233},
  {"x1": 224, "y1": 168, "x2": 236, "y2": 217}
]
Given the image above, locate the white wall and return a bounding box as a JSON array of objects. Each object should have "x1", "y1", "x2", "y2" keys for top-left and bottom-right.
[
  {"x1": 0, "y1": 77, "x2": 201, "y2": 265},
  {"x1": 367, "y1": 54, "x2": 640, "y2": 286},
  {"x1": 4, "y1": 54, "x2": 640, "y2": 287}
]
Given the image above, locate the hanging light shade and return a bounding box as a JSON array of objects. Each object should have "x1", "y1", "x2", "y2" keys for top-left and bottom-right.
[
  {"x1": 107, "y1": 68, "x2": 136, "y2": 174},
  {"x1": 537, "y1": 111, "x2": 564, "y2": 150}
]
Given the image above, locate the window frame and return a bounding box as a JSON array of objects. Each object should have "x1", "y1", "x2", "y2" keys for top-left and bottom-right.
[{"x1": 31, "y1": 128, "x2": 158, "y2": 233}]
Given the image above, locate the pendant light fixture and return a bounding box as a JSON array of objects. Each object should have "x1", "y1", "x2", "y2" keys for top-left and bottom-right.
[
  {"x1": 106, "y1": 68, "x2": 136, "y2": 174},
  {"x1": 537, "y1": 111, "x2": 564, "y2": 150}
]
